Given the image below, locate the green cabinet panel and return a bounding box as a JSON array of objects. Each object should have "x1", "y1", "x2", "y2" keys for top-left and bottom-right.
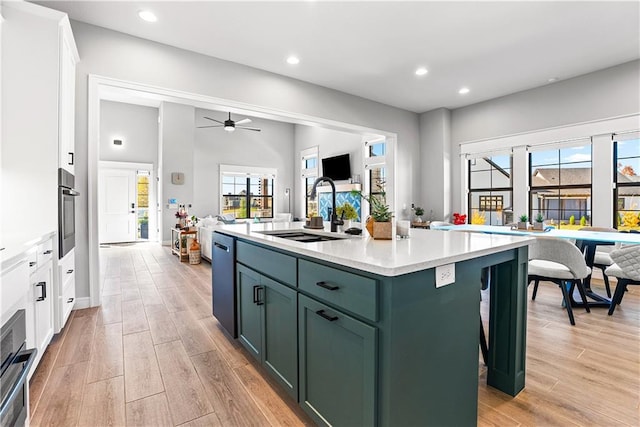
[
  {"x1": 237, "y1": 264, "x2": 262, "y2": 359},
  {"x1": 236, "y1": 264, "x2": 298, "y2": 400},
  {"x1": 299, "y1": 259, "x2": 378, "y2": 322},
  {"x1": 298, "y1": 294, "x2": 376, "y2": 427},
  {"x1": 237, "y1": 241, "x2": 297, "y2": 286},
  {"x1": 262, "y1": 275, "x2": 298, "y2": 399}
]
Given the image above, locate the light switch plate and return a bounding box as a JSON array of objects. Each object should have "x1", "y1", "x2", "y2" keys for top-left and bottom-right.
[
  {"x1": 435, "y1": 263, "x2": 455, "y2": 288},
  {"x1": 171, "y1": 172, "x2": 184, "y2": 185}
]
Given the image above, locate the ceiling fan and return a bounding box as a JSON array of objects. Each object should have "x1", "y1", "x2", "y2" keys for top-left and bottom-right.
[{"x1": 197, "y1": 112, "x2": 261, "y2": 132}]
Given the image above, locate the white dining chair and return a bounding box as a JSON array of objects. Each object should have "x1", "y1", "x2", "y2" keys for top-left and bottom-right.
[
  {"x1": 580, "y1": 226, "x2": 619, "y2": 297},
  {"x1": 605, "y1": 245, "x2": 640, "y2": 315},
  {"x1": 528, "y1": 237, "x2": 591, "y2": 325},
  {"x1": 430, "y1": 221, "x2": 453, "y2": 228}
]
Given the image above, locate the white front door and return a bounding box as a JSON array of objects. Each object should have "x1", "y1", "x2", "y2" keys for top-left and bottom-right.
[{"x1": 99, "y1": 168, "x2": 137, "y2": 243}]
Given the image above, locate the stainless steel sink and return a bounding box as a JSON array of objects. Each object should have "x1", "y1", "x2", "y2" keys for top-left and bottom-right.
[{"x1": 258, "y1": 231, "x2": 345, "y2": 243}]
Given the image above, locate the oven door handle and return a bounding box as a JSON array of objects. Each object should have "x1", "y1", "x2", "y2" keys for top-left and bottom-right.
[
  {"x1": 62, "y1": 189, "x2": 80, "y2": 197},
  {"x1": 0, "y1": 348, "x2": 37, "y2": 419}
]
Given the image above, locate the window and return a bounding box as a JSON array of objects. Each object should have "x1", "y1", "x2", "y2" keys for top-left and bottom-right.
[
  {"x1": 364, "y1": 139, "x2": 392, "y2": 215},
  {"x1": 529, "y1": 143, "x2": 592, "y2": 228},
  {"x1": 468, "y1": 155, "x2": 512, "y2": 225},
  {"x1": 301, "y1": 147, "x2": 319, "y2": 217},
  {"x1": 220, "y1": 165, "x2": 275, "y2": 219},
  {"x1": 614, "y1": 135, "x2": 640, "y2": 230}
]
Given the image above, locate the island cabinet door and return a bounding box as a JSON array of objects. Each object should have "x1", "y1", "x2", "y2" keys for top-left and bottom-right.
[
  {"x1": 237, "y1": 265, "x2": 263, "y2": 359},
  {"x1": 262, "y1": 276, "x2": 298, "y2": 400},
  {"x1": 298, "y1": 294, "x2": 377, "y2": 427}
]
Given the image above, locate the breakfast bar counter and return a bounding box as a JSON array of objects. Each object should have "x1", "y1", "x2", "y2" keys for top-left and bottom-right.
[{"x1": 213, "y1": 222, "x2": 534, "y2": 426}]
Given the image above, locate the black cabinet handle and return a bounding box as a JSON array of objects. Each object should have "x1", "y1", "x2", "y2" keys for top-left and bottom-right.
[
  {"x1": 252, "y1": 285, "x2": 259, "y2": 304},
  {"x1": 43, "y1": 250, "x2": 52, "y2": 255},
  {"x1": 214, "y1": 242, "x2": 229, "y2": 252},
  {"x1": 67, "y1": 297, "x2": 74, "y2": 303},
  {"x1": 67, "y1": 269, "x2": 74, "y2": 274},
  {"x1": 316, "y1": 309, "x2": 338, "y2": 322},
  {"x1": 29, "y1": 261, "x2": 37, "y2": 267},
  {"x1": 256, "y1": 287, "x2": 264, "y2": 306},
  {"x1": 36, "y1": 281, "x2": 46, "y2": 301},
  {"x1": 68, "y1": 152, "x2": 74, "y2": 165},
  {"x1": 316, "y1": 281, "x2": 339, "y2": 291}
]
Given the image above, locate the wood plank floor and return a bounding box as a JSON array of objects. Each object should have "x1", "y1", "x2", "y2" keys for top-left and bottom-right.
[{"x1": 29, "y1": 242, "x2": 639, "y2": 426}]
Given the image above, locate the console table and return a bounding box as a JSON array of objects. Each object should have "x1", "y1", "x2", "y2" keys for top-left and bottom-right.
[{"x1": 170, "y1": 228, "x2": 197, "y2": 261}]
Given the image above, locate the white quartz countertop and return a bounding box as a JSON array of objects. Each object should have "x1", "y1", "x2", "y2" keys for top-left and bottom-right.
[
  {"x1": 1, "y1": 230, "x2": 56, "y2": 268},
  {"x1": 215, "y1": 222, "x2": 534, "y2": 277}
]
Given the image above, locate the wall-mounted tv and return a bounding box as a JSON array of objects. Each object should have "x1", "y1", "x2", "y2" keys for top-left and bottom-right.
[{"x1": 322, "y1": 153, "x2": 351, "y2": 181}]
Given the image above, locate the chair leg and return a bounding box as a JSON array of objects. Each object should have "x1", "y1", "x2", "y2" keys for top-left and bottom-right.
[
  {"x1": 608, "y1": 280, "x2": 628, "y2": 315},
  {"x1": 599, "y1": 266, "x2": 612, "y2": 298},
  {"x1": 575, "y1": 279, "x2": 591, "y2": 313},
  {"x1": 558, "y1": 280, "x2": 576, "y2": 325},
  {"x1": 532, "y1": 279, "x2": 540, "y2": 300},
  {"x1": 479, "y1": 320, "x2": 488, "y2": 366}
]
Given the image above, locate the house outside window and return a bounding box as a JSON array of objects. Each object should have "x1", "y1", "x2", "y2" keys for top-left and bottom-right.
[
  {"x1": 614, "y1": 136, "x2": 640, "y2": 230},
  {"x1": 220, "y1": 165, "x2": 275, "y2": 219},
  {"x1": 529, "y1": 143, "x2": 592, "y2": 228},
  {"x1": 364, "y1": 138, "x2": 392, "y2": 217},
  {"x1": 468, "y1": 155, "x2": 512, "y2": 225}
]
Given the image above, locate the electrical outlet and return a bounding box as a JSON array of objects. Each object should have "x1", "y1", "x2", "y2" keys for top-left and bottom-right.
[{"x1": 435, "y1": 263, "x2": 455, "y2": 288}]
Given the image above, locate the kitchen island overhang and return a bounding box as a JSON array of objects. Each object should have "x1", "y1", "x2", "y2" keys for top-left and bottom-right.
[{"x1": 213, "y1": 222, "x2": 533, "y2": 426}]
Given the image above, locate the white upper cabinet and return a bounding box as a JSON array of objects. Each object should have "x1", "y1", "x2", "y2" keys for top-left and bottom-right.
[{"x1": 58, "y1": 24, "x2": 79, "y2": 174}]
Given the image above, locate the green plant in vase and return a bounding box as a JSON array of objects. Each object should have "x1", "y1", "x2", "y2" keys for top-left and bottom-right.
[
  {"x1": 336, "y1": 201, "x2": 358, "y2": 229},
  {"x1": 413, "y1": 206, "x2": 425, "y2": 223},
  {"x1": 534, "y1": 212, "x2": 544, "y2": 230},
  {"x1": 351, "y1": 185, "x2": 393, "y2": 239},
  {"x1": 518, "y1": 214, "x2": 528, "y2": 230}
]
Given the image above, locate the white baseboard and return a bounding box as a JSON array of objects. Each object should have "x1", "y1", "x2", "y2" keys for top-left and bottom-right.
[{"x1": 73, "y1": 297, "x2": 91, "y2": 310}]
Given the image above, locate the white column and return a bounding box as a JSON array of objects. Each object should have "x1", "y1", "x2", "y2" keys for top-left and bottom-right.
[
  {"x1": 511, "y1": 146, "x2": 529, "y2": 221},
  {"x1": 591, "y1": 134, "x2": 613, "y2": 227}
]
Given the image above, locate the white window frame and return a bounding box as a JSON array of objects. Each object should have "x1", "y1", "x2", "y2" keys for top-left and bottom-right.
[
  {"x1": 219, "y1": 164, "x2": 277, "y2": 219},
  {"x1": 300, "y1": 146, "x2": 319, "y2": 218},
  {"x1": 363, "y1": 137, "x2": 395, "y2": 219}
]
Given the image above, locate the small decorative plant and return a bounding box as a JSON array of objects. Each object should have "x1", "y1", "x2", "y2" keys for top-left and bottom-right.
[
  {"x1": 519, "y1": 214, "x2": 528, "y2": 223},
  {"x1": 533, "y1": 212, "x2": 545, "y2": 230},
  {"x1": 580, "y1": 216, "x2": 587, "y2": 226},
  {"x1": 413, "y1": 206, "x2": 425, "y2": 217},
  {"x1": 535, "y1": 213, "x2": 544, "y2": 223},
  {"x1": 336, "y1": 202, "x2": 359, "y2": 221},
  {"x1": 351, "y1": 181, "x2": 393, "y2": 239},
  {"x1": 569, "y1": 215, "x2": 576, "y2": 225},
  {"x1": 517, "y1": 214, "x2": 528, "y2": 230},
  {"x1": 471, "y1": 211, "x2": 486, "y2": 225}
]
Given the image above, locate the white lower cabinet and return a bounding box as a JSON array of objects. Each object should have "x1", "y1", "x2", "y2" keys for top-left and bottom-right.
[
  {"x1": 28, "y1": 258, "x2": 54, "y2": 377},
  {"x1": 57, "y1": 248, "x2": 76, "y2": 332}
]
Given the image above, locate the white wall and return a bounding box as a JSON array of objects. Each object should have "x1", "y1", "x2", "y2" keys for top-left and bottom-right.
[
  {"x1": 419, "y1": 108, "x2": 452, "y2": 221},
  {"x1": 293, "y1": 125, "x2": 365, "y2": 219},
  {"x1": 160, "y1": 102, "x2": 195, "y2": 243},
  {"x1": 99, "y1": 100, "x2": 158, "y2": 164},
  {"x1": 193, "y1": 108, "x2": 295, "y2": 217},
  {"x1": 70, "y1": 20, "x2": 420, "y2": 300}
]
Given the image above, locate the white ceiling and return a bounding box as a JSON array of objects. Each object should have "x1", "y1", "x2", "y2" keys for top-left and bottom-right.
[{"x1": 37, "y1": 1, "x2": 640, "y2": 113}]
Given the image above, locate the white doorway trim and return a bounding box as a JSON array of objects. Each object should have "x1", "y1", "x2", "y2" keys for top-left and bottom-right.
[{"x1": 87, "y1": 74, "x2": 398, "y2": 308}]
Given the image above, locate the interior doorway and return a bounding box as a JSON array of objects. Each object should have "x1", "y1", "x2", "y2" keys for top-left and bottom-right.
[{"x1": 98, "y1": 161, "x2": 156, "y2": 244}]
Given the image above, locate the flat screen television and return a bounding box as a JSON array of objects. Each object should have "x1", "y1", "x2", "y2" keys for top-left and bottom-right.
[{"x1": 322, "y1": 153, "x2": 351, "y2": 181}]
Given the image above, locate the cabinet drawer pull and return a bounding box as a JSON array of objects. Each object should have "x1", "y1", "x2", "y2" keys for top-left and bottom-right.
[
  {"x1": 43, "y1": 250, "x2": 53, "y2": 255},
  {"x1": 316, "y1": 281, "x2": 340, "y2": 291},
  {"x1": 66, "y1": 269, "x2": 74, "y2": 274},
  {"x1": 29, "y1": 261, "x2": 37, "y2": 267},
  {"x1": 214, "y1": 242, "x2": 229, "y2": 252},
  {"x1": 67, "y1": 298, "x2": 74, "y2": 303},
  {"x1": 69, "y1": 152, "x2": 74, "y2": 165},
  {"x1": 36, "y1": 281, "x2": 46, "y2": 301},
  {"x1": 316, "y1": 309, "x2": 338, "y2": 322},
  {"x1": 253, "y1": 285, "x2": 264, "y2": 306}
]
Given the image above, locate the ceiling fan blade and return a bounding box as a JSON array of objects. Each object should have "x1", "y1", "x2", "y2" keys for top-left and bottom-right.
[
  {"x1": 238, "y1": 126, "x2": 261, "y2": 132},
  {"x1": 197, "y1": 125, "x2": 223, "y2": 128},
  {"x1": 234, "y1": 118, "x2": 252, "y2": 125},
  {"x1": 203, "y1": 116, "x2": 224, "y2": 125}
]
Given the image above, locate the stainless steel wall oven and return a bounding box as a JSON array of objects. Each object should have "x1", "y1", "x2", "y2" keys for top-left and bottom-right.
[
  {"x1": 58, "y1": 168, "x2": 79, "y2": 259},
  {"x1": 0, "y1": 310, "x2": 36, "y2": 427}
]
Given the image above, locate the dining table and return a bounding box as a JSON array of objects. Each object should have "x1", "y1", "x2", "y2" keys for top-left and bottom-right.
[{"x1": 430, "y1": 224, "x2": 640, "y2": 308}]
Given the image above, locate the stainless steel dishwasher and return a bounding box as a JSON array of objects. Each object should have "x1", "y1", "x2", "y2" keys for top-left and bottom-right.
[{"x1": 212, "y1": 232, "x2": 237, "y2": 337}]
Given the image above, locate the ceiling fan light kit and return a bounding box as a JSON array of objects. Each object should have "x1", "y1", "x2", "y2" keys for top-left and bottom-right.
[{"x1": 197, "y1": 112, "x2": 261, "y2": 132}]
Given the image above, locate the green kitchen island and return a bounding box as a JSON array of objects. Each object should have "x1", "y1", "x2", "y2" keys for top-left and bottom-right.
[{"x1": 212, "y1": 223, "x2": 533, "y2": 426}]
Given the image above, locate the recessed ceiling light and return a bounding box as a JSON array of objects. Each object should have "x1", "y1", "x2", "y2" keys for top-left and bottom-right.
[
  {"x1": 415, "y1": 67, "x2": 428, "y2": 76},
  {"x1": 138, "y1": 10, "x2": 157, "y2": 22},
  {"x1": 458, "y1": 87, "x2": 470, "y2": 95},
  {"x1": 548, "y1": 77, "x2": 559, "y2": 83},
  {"x1": 286, "y1": 56, "x2": 300, "y2": 65}
]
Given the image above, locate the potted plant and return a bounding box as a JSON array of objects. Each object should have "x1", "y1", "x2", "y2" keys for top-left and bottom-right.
[
  {"x1": 413, "y1": 206, "x2": 425, "y2": 223},
  {"x1": 351, "y1": 187, "x2": 393, "y2": 239},
  {"x1": 139, "y1": 215, "x2": 149, "y2": 239},
  {"x1": 533, "y1": 212, "x2": 544, "y2": 230},
  {"x1": 336, "y1": 202, "x2": 358, "y2": 229},
  {"x1": 518, "y1": 214, "x2": 529, "y2": 230}
]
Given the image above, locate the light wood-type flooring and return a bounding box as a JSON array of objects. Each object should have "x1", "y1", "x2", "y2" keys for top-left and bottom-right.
[{"x1": 29, "y1": 242, "x2": 639, "y2": 426}]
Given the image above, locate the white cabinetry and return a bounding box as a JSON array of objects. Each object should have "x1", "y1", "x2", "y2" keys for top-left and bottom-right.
[
  {"x1": 27, "y1": 239, "x2": 55, "y2": 377},
  {"x1": 58, "y1": 26, "x2": 78, "y2": 174},
  {"x1": 57, "y1": 248, "x2": 76, "y2": 331}
]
